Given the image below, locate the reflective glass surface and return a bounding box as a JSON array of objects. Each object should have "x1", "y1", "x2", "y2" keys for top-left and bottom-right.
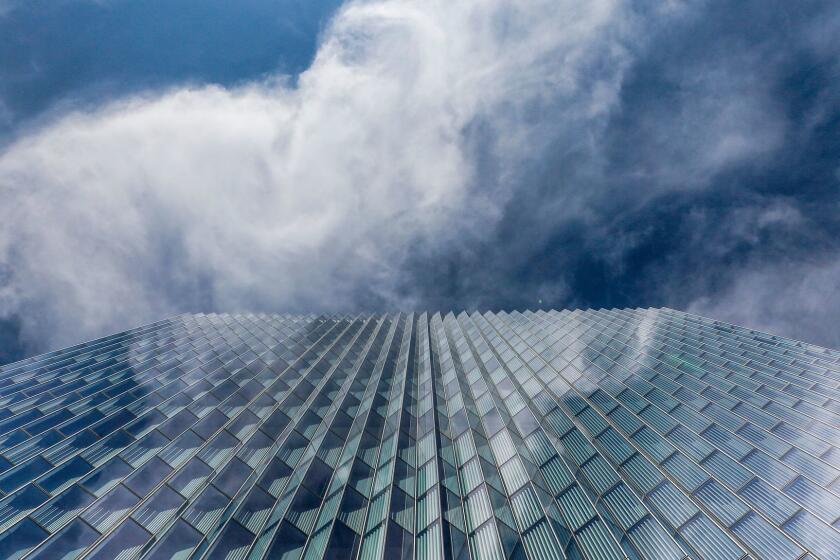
[{"x1": 0, "y1": 308, "x2": 838, "y2": 559}]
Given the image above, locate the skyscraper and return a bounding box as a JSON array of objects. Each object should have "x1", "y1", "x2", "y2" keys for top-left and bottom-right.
[{"x1": 0, "y1": 308, "x2": 837, "y2": 560}]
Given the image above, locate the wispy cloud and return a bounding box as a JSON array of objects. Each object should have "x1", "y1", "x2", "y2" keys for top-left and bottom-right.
[
  {"x1": 393, "y1": 0, "x2": 840, "y2": 345},
  {"x1": 0, "y1": 0, "x2": 634, "y2": 351},
  {"x1": 2, "y1": 0, "x2": 840, "y2": 356},
  {"x1": 689, "y1": 255, "x2": 840, "y2": 348}
]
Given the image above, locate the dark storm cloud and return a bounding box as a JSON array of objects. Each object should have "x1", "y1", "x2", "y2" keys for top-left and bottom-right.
[{"x1": 401, "y1": 0, "x2": 840, "y2": 347}]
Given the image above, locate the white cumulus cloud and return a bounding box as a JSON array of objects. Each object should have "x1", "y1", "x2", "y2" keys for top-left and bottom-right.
[{"x1": 0, "y1": 0, "x2": 633, "y2": 351}]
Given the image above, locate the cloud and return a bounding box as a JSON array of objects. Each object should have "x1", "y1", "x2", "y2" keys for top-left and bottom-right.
[
  {"x1": 395, "y1": 0, "x2": 840, "y2": 343},
  {"x1": 689, "y1": 256, "x2": 840, "y2": 349},
  {"x1": 0, "y1": 0, "x2": 634, "y2": 352},
  {"x1": 3, "y1": 0, "x2": 840, "y2": 358}
]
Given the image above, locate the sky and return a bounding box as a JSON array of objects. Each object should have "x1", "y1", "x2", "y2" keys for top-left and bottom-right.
[{"x1": 0, "y1": 0, "x2": 839, "y2": 364}]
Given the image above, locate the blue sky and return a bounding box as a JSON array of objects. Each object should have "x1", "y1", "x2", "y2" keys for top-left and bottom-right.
[{"x1": 1, "y1": 0, "x2": 839, "y2": 363}]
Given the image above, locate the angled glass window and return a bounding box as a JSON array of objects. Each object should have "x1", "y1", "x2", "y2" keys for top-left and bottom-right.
[
  {"x1": 0, "y1": 310, "x2": 838, "y2": 559},
  {"x1": 82, "y1": 483, "x2": 140, "y2": 532},
  {"x1": 0, "y1": 518, "x2": 49, "y2": 560},
  {"x1": 146, "y1": 518, "x2": 203, "y2": 560},
  {"x1": 86, "y1": 518, "x2": 151, "y2": 560},
  {"x1": 124, "y1": 456, "x2": 173, "y2": 497},
  {"x1": 132, "y1": 484, "x2": 185, "y2": 533},
  {"x1": 29, "y1": 519, "x2": 100, "y2": 560}
]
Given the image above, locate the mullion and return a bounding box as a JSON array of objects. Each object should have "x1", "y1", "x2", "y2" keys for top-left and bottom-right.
[{"x1": 22, "y1": 316, "x2": 340, "y2": 558}]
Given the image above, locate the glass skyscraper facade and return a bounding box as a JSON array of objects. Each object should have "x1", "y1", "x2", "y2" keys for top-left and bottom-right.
[{"x1": 0, "y1": 307, "x2": 838, "y2": 560}]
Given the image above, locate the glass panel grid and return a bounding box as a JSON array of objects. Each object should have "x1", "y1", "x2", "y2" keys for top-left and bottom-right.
[{"x1": 0, "y1": 308, "x2": 838, "y2": 558}]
